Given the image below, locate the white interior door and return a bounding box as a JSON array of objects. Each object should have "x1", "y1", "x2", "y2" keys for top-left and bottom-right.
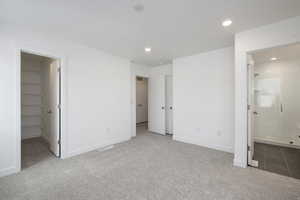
[
  {"x1": 48, "y1": 59, "x2": 60, "y2": 157},
  {"x1": 165, "y1": 76, "x2": 173, "y2": 134},
  {"x1": 148, "y1": 74, "x2": 165, "y2": 135}
]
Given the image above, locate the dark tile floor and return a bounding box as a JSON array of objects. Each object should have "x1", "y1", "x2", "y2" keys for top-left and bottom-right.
[
  {"x1": 253, "y1": 142, "x2": 300, "y2": 179},
  {"x1": 21, "y1": 137, "x2": 56, "y2": 169}
]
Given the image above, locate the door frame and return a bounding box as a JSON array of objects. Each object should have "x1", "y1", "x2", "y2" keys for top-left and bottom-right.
[
  {"x1": 131, "y1": 75, "x2": 149, "y2": 137},
  {"x1": 246, "y1": 54, "x2": 259, "y2": 167},
  {"x1": 135, "y1": 76, "x2": 148, "y2": 124},
  {"x1": 16, "y1": 47, "x2": 67, "y2": 172},
  {"x1": 234, "y1": 18, "x2": 300, "y2": 168},
  {"x1": 245, "y1": 42, "x2": 300, "y2": 167}
]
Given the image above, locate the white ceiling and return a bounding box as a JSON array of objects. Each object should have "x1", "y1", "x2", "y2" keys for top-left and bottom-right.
[
  {"x1": 1, "y1": 0, "x2": 300, "y2": 66},
  {"x1": 252, "y1": 43, "x2": 300, "y2": 64}
]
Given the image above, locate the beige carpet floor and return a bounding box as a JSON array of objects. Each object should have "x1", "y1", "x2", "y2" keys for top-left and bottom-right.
[{"x1": 0, "y1": 126, "x2": 300, "y2": 200}]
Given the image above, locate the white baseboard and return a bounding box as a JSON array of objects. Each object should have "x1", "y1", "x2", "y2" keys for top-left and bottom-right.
[
  {"x1": 97, "y1": 145, "x2": 114, "y2": 152},
  {"x1": 254, "y1": 137, "x2": 300, "y2": 149},
  {"x1": 66, "y1": 137, "x2": 131, "y2": 158},
  {"x1": 0, "y1": 166, "x2": 19, "y2": 178},
  {"x1": 233, "y1": 158, "x2": 247, "y2": 168},
  {"x1": 173, "y1": 136, "x2": 234, "y2": 153}
]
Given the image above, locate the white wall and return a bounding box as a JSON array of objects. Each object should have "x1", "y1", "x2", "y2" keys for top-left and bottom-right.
[
  {"x1": 131, "y1": 63, "x2": 151, "y2": 78},
  {"x1": 173, "y1": 47, "x2": 234, "y2": 153},
  {"x1": 234, "y1": 16, "x2": 300, "y2": 168},
  {"x1": 149, "y1": 64, "x2": 172, "y2": 77},
  {"x1": 0, "y1": 26, "x2": 131, "y2": 177},
  {"x1": 253, "y1": 58, "x2": 300, "y2": 147},
  {"x1": 0, "y1": 35, "x2": 19, "y2": 177}
]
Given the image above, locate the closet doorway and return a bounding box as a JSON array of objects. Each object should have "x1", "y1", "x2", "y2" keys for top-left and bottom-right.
[
  {"x1": 20, "y1": 51, "x2": 61, "y2": 169},
  {"x1": 136, "y1": 76, "x2": 149, "y2": 134}
]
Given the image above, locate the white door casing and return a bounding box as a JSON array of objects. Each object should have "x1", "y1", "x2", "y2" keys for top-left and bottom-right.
[
  {"x1": 247, "y1": 59, "x2": 258, "y2": 167},
  {"x1": 48, "y1": 59, "x2": 60, "y2": 156}
]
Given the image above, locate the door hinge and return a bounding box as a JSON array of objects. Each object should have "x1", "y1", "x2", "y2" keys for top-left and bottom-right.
[
  {"x1": 247, "y1": 146, "x2": 250, "y2": 151},
  {"x1": 57, "y1": 104, "x2": 61, "y2": 109},
  {"x1": 57, "y1": 67, "x2": 61, "y2": 73},
  {"x1": 58, "y1": 140, "x2": 61, "y2": 145},
  {"x1": 247, "y1": 105, "x2": 251, "y2": 110}
]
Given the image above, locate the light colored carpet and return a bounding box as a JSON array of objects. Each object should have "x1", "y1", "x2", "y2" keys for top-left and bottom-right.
[{"x1": 1, "y1": 126, "x2": 300, "y2": 200}]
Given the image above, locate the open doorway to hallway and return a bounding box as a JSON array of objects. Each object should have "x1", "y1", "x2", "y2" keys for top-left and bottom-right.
[
  {"x1": 247, "y1": 43, "x2": 300, "y2": 179},
  {"x1": 136, "y1": 76, "x2": 148, "y2": 135},
  {"x1": 21, "y1": 52, "x2": 61, "y2": 169}
]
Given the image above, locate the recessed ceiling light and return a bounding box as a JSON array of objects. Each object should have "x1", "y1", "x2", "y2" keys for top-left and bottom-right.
[
  {"x1": 222, "y1": 19, "x2": 232, "y2": 27},
  {"x1": 270, "y1": 57, "x2": 278, "y2": 61},
  {"x1": 133, "y1": 3, "x2": 144, "y2": 12},
  {"x1": 144, "y1": 47, "x2": 151, "y2": 53}
]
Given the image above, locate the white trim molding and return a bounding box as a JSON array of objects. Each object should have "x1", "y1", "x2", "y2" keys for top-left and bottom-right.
[
  {"x1": 255, "y1": 137, "x2": 300, "y2": 150},
  {"x1": 173, "y1": 136, "x2": 234, "y2": 154},
  {"x1": 67, "y1": 137, "x2": 130, "y2": 158},
  {"x1": 0, "y1": 167, "x2": 19, "y2": 178}
]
